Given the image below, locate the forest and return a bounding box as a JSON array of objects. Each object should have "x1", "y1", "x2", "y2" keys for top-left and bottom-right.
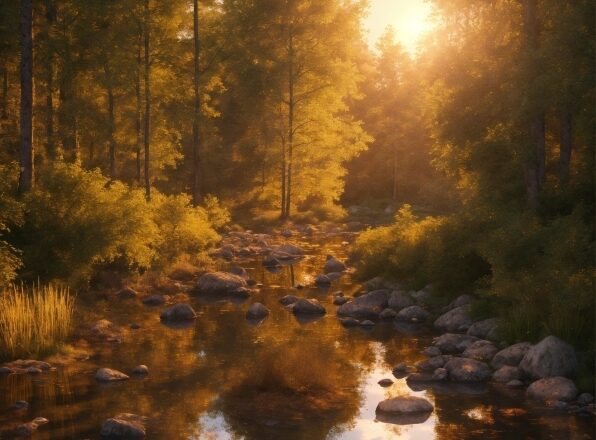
[{"x1": 0, "y1": 0, "x2": 594, "y2": 439}]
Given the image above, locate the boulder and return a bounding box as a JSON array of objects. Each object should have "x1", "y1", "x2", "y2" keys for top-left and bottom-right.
[
  {"x1": 416, "y1": 355, "x2": 451, "y2": 371},
  {"x1": 292, "y1": 298, "x2": 326, "y2": 315},
  {"x1": 142, "y1": 294, "x2": 167, "y2": 306},
  {"x1": 444, "y1": 357, "x2": 491, "y2": 382},
  {"x1": 411, "y1": 288, "x2": 432, "y2": 305},
  {"x1": 379, "y1": 308, "x2": 398, "y2": 319},
  {"x1": 395, "y1": 305, "x2": 431, "y2": 323},
  {"x1": 262, "y1": 255, "x2": 281, "y2": 267},
  {"x1": 363, "y1": 277, "x2": 385, "y2": 292},
  {"x1": 446, "y1": 294, "x2": 475, "y2": 310},
  {"x1": 95, "y1": 368, "x2": 130, "y2": 382},
  {"x1": 491, "y1": 342, "x2": 532, "y2": 369},
  {"x1": 195, "y1": 272, "x2": 247, "y2": 295},
  {"x1": 279, "y1": 295, "x2": 299, "y2": 306},
  {"x1": 315, "y1": 274, "x2": 332, "y2": 286},
  {"x1": 229, "y1": 266, "x2": 249, "y2": 279},
  {"x1": 246, "y1": 302, "x2": 270, "y2": 320},
  {"x1": 325, "y1": 272, "x2": 343, "y2": 282},
  {"x1": 333, "y1": 296, "x2": 349, "y2": 306},
  {"x1": 132, "y1": 365, "x2": 149, "y2": 375},
  {"x1": 492, "y1": 366, "x2": 522, "y2": 383},
  {"x1": 387, "y1": 291, "x2": 414, "y2": 311},
  {"x1": 360, "y1": 320, "x2": 375, "y2": 327},
  {"x1": 527, "y1": 377, "x2": 578, "y2": 402},
  {"x1": 466, "y1": 318, "x2": 500, "y2": 340},
  {"x1": 433, "y1": 368, "x2": 448, "y2": 381},
  {"x1": 116, "y1": 287, "x2": 138, "y2": 299},
  {"x1": 336, "y1": 290, "x2": 389, "y2": 319},
  {"x1": 159, "y1": 304, "x2": 197, "y2": 322},
  {"x1": 324, "y1": 256, "x2": 346, "y2": 273},
  {"x1": 434, "y1": 305, "x2": 473, "y2": 332},
  {"x1": 433, "y1": 333, "x2": 480, "y2": 354},
  {"x1": 462, "y1": 340, "x2": 498, "y2": 362},
  {"x1": 519, "y1": 336, "x2": 577, "y2": 379},
  {"x1": 16, "y1": 418, "x2": 49, "y2": 436},
  {"x1": 100, "y1": 413, "x2": 147, "y2": 439},
  {"x1": 339, "y1": 317, "x2": 360, "y2": 327},
  {"x1": 422, "y1": 346, "x2": 442, "y2": 357},
  {"x1": 378, "y1": 378, "x2": 394, "y2": 387},
  {"x1": 577, "y1": 393, "x2": 594, "y2": 405},
  {"x1": 376, "y1": 396, "x2": 434, "y2": 415}
]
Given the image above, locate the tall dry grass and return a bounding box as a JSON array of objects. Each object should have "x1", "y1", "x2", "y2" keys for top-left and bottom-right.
[{"x1": 0, "y1": 284, "x2": 75, "y2": 360}]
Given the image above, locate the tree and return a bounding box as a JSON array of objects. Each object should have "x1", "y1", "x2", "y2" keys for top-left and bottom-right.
[
  {"x1": 143, "y1": 0, "x2": 151, "y2": 200},
  {"x1": 18, "y1": 0, "x2": 34, "y2": 192},
  {"x1": 192, "y1": 0, "x2": 202, "y2": 205}
]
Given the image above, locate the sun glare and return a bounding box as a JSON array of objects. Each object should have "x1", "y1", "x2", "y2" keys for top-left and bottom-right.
[{"x1": 366, "y1": 0, "x2": 434, "y2": 53}]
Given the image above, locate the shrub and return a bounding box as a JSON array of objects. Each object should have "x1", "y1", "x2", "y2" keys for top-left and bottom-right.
[
  {"x1": 202, "y1": 195, "x2": 231, "y2": 230},
  {"x1": 0, "y1": 284, "x2": 75, "y2": 360},
  {"x1": 14, "y1": 162, "x2": 158, "y2": 284},
  {"x1": 0, "y1": 163, "x2": 23, "y2": 288}
]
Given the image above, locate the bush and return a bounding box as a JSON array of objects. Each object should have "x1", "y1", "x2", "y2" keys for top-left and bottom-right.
[
  {"x1": 0, "y1": 163, "x2": 23, "y2": 288},
  {"x1": 0, "y1": 284, "x2": 75, "y2": 360},
  {"x1": 14, "y1": 163, "x2": 158, "y2": 284},
  {"x1": 202, "y1": 195, "x2": 231, "y2": 230}
]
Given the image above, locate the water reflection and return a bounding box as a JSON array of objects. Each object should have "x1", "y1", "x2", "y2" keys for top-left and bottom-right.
[{"x1": 0, "y1": 234, "x2": 593, "y2": 439}]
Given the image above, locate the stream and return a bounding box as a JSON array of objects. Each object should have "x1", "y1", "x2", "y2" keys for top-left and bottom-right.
[{"x1": 0, "y1": 232, "x2": 593, "y2": 439}]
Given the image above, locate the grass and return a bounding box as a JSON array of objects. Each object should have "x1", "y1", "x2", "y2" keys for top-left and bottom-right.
[{"x1": 0, "y1": 284, "x2": 75, "y2": 360}]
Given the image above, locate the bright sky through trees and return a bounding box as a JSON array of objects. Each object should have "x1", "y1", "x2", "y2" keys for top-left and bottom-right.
[{"x1": 364, "y1": 0, "x2": 433, "y2": 53}]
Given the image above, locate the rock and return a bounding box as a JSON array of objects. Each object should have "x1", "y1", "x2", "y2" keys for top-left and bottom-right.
[
  {"x1": 434, "y1": 305, "x2": 474, "y2": 332},
  {"x1": 519, "y1": 336, "x2": 577, "y2": 379},
  {"x1": 246, "y1": 302, "x2": 270, "y2": 320},
  {"x1": 339, "y1": 317, "x2": 360, "y2": 327},
  {"x1": 281, "y1": 229, "x2": 293, "y2": 238},
  {"x1": 142, "y1": 294, "x2": 167, "y2": 306},
  {"x1": 379, "y1": 308, "x2": 397, "y2": 319},
  {"x1": 337, "y1": 290, "x2": 389, "y2": 319},
  {"x1": 466, "y1": 318, "x2": 500, "y2": 340},
  {"x1": 25, "y1": 366, "x2": 42, "y2": 374},
  {"x1": 387, "y1": 291, "x2": 415, "y2": 311},
  {"x1": 229, "y1": 266, "x2": 249, "y2": 279},
  {"x1": 433, "y1": 333, "x2": 480, "y2": 353},
  {"x1": 527, "y1": 377, "x2": 578, "y2": 402},
  {"x1": 315, "y1": 274, "x2": 332, "y2": 285},
  {"x1": 333, "y1": 296, "x2": 349, "y2": 306},
  {"x1": 11, "y1": 400, "x2": 29, "y2": 410},
  {"x1": 0, "y1": 367, "x2": 14, "y2": 374},
  {"x1": 326, "y1": 272, "x2": 343, "y2": 282},
  {"x1": 552, "y1": 400, "x2": 569, "y2": 410},
  {"x1": 506, "y1": 379, "x2": 525, "y2": 388},
  {"x1": 492, "y1": 366, "x2": 522, "y2": 383},
  {"x1": 416, "y1": 355, "x2": 451, "y2": 371},
  {"x1": 432, "y1": 368, "x2": 448, "y2": 381},
  {"x1": 376, "y1": 396, "x2": 434, "y2": 415},
  {"x1": 360, "y1": 320, "x2": 375, "y2": 327},
  {"x1": 16, "y1": 418, "x2": 49, "y2": 436},
  {"x1": 100, "y1": 413, "x2": 147, "y2": 439},
  {"x1": 159, "y1": 303, "x2": 197, "y2": 322},
  {"x1": 117, "y1": 287, "x2": 138, "y2": 299},
  {"x1": 132, "y1": 365, "x2": 149, "y2": 375},
  {"x1": 324, "y1": 256, "x2": 346, "y2": 273},
  {"x1": 577, "y1": 393, "x2": 594, "y2": 405},
  {"x1": 395, "y1": 305, "x2": 431, "y2": 323},
  {"x1": 279, "y1": 295, "x2": 299, "y2": 306},
  {"x1": 422, "y1": 346, "x2": 442, "y2": 357},
  {"x1": 221, "y1": 249, "x2": 234, "y2": 261},
  {"x1": 363, "y1": 276, "x2": 385, "y2": 292},
  {"x1": 491, "y1": 342, "x2": 532, "y2": 369},
  {"x1": 393, "y1": 363, "x2": 409, "y2": 373},
  {"x1": 378, "y1": 378, "x2": 394, "y2": 387},
  {"x1": 411, "y1": 288, "x2": 432, "y2": 305},
  {"x1": 95, "y1": 368, "x2": 130, "y2": 382},
  {"x1": 262, "y1": 255, "x2": 281, "y2": 267},
  {"x1": 444, "y1": 357, "x2": 492, "y2": 382},
  {"x1": 275, "y1": 244, "x2": 303, "y2": 257},
  {"x1": 292, "y1": 298, "x2": 326, "y2": 315},
  {"x1": 462, "y1": 340, "x2": 498, "y2": 362},
  {"x1": 195, "y1": 272, "x2": 248, "y2": 295},
  {"x1": 446, "y1": 294, "x2": 475, "y2": 310}
]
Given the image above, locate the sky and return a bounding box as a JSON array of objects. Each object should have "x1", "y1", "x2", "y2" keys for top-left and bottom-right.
[{"x1": 364, "y1": 0, "x2": 434, "y2": 54}]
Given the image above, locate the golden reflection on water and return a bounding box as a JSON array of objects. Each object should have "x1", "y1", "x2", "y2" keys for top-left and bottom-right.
[{"x1": 0, "y1": 235, "x2": 593, "y2": 439}]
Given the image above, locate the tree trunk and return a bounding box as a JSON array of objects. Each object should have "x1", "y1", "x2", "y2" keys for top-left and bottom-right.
[
  {"x1": 19, "y1": 0, "x2": 34, "y2": 192},
  {"x1": 1, "y1": 65, "x2": 8, "y2": 120},
  {"x1": 135, "y1": 35, "x2": 142, "y2": 184},
  {"x1": 284, "y1": 30, "x2": 295, "y2": 219},
  {"x1": 104, "y1": 62, "x2": 116, "y2": 180},
  {"x1": 45, "y1": 0, "x2": 55, "y2": 158},
  {"x1": 392, "y1": 144, "x2": 398, "y2": 201},
  {"x1": 521, "y1": 0, "x2": 545, "y2": 208},
  {"x1": 191, "y1": 0, "x2": 202, "y2": 205},
  {"x1": 558, "y1": 109, "x2": 572, "y2": 187},
  {"x1": 280, "y1": 136, "x2": 286, "y2": 218},
  {"x1": 143, "y1": 0, "x2": 151, "y2": 200}
]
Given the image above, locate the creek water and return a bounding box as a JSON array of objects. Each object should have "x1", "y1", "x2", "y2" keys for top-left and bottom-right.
[{"x1": 0, "y1": 233, "x2": 593, "y2": 439}]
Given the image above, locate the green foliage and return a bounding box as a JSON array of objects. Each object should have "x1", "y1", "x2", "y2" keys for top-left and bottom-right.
[
  {"x1": 202, "y1": 195, "x2": 231, "y2": 230},
  {"x1": 0, "y1": 284, "x2": 75, "y2": 360}
]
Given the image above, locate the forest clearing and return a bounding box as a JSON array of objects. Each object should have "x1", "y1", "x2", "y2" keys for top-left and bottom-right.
[{"x1": 0, "y1": 0, "x2": 594, "y2": 439}]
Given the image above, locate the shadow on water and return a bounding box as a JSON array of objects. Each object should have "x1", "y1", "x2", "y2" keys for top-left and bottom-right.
[{"x1": 0, "y1": 233, "x2": 593, "y2": 439}]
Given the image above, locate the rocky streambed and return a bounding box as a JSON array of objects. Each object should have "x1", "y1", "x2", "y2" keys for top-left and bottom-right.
[{"x1": 0, "y1": 224, "x2": 594, "y2": 439}]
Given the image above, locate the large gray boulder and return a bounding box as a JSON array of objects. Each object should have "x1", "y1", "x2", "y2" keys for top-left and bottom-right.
[
  {"x1": 527, "y1": 377, "x2": 578, "y2": 402},
  {"x1": 337, "y1": 290, "x2": 389, "y2": 319},
  {"x1": 195, "y1": 272, "x2": 247, "y2": 295},
  {"x1": 159, "y1": 303, "x2": 197, "y2": 322},
  {"x1": 434, "y1": 305, "x2": 474, "y2": 332},
  {"x1": 491, "y1": 342, "x2": 532, "y2": 369},
  {"x1": 444, "y1": 357, "x2": 492, "y2": 382},
  {"x1": 388, "y1": 291, "x2": 415, "y2": 311},
  {"x1": 492, "y1": 366, "x2": 522, "y2": 383},
  {"x1": 395, "y1": 305, "x2": 431, "y2": 323},
  {"x1": 324, "y1": 256, "x2": 346, "y2": 273},
  {"x1": 433, "y1": 333, "x2": 480, "y2": 354},
  {"x1": 466, "y1": 318, "x2": 500, "y2": 340},
  {"x1": 376, "y1": 396, "x2": 434, "y2": 415},
  {"x1": 292, "y1": 298, "x2": 326, "y2": 315},
  {"x1": 100, "y1": 413, "x2": 147, "y2": 439},
  {"x1": 519, "y1": 336, "x2": 577, "y2": 379},
  {"x1": 462, "y1": 340, "x2": 498, "y2": 362}
]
